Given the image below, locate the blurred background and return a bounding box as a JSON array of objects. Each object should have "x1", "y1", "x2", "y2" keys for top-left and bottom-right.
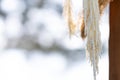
[{"x1": 0, "y1": 0, "x2": 109, "y2": 80}]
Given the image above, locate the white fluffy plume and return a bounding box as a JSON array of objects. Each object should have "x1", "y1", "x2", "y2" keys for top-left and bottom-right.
[{"x1": 83, "y1": 0, "x2": 101, "y2": 80}]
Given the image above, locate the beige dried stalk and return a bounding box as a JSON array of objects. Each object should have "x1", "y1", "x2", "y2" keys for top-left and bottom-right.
[{"x1": 63, "y1": 0, "x2": 76, "y2": 37}]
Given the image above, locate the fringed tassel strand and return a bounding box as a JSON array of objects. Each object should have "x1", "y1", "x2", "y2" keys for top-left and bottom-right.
[
  {"x1": 83, "y1": 0, "x2": 101, "y2": 80},
  {"x1": 63, "y1": 0, "x2": 76, "y2": 37}
]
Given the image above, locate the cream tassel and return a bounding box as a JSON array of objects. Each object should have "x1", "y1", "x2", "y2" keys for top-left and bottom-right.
[{"x1": 83, "y1": 0, "x2": 101, "y2": 80}]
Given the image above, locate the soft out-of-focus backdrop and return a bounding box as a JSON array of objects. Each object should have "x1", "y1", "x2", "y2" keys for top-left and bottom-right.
[{"x1": 0, "y1": 0, "x2": 109, "y2": 80}]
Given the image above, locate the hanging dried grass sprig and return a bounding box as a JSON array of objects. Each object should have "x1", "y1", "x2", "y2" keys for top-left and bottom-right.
[
  {"x1": 63, "y1": 0, "x2": 110, "y2": 80},
  {"x1": 63, "y1": 0, "x2": 76, "y2": 37}
]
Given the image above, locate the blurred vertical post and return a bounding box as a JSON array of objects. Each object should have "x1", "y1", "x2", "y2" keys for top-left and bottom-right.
[{"x1": 109, "y1": 0, "x2": 120, "y2": 80}]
